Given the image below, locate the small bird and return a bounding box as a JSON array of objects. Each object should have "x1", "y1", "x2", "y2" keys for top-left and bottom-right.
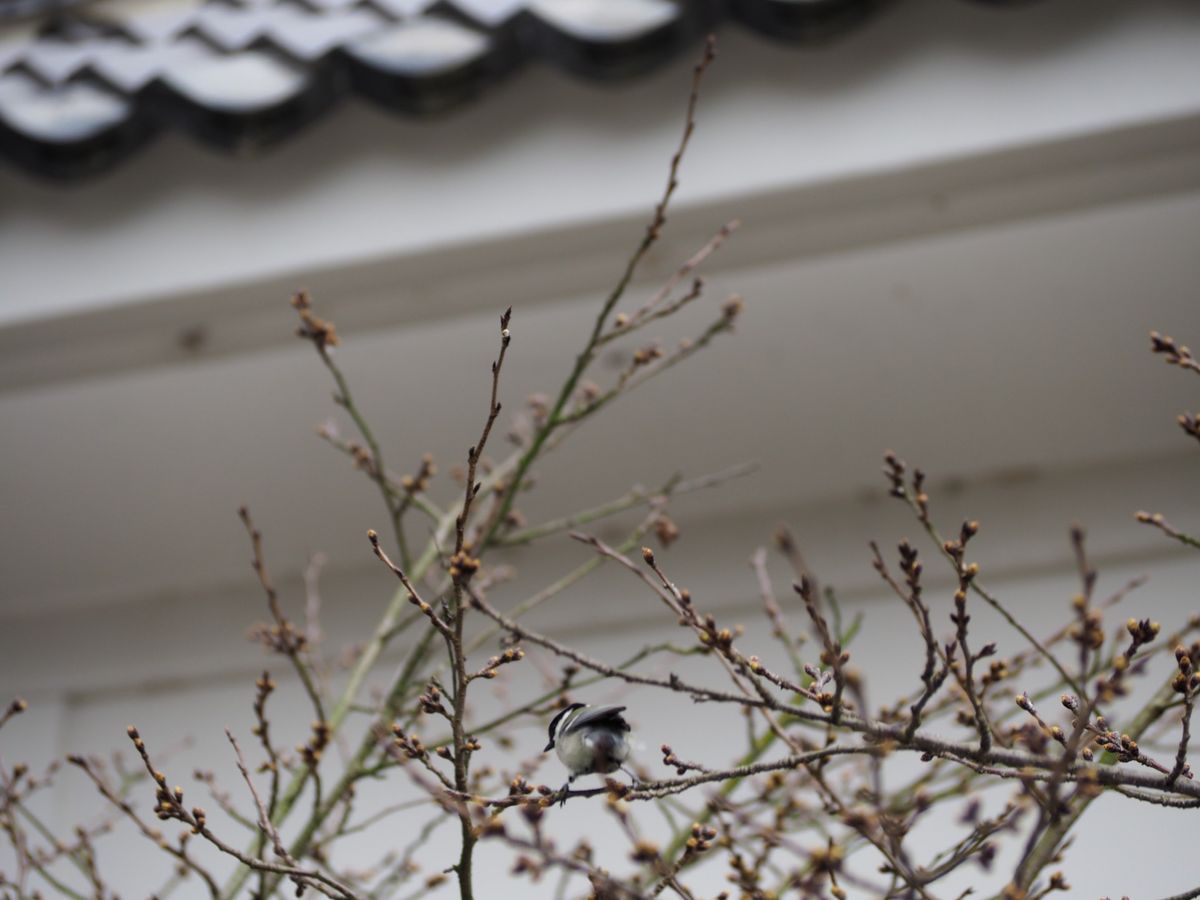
[{"x1": 544, "y1": 703, "x2": 635, "y2": 803}]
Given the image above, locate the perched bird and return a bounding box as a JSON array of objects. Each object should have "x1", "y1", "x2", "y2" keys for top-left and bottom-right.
[{"x1": 544, "y1": 703, "x2": 635, "y2": 803}]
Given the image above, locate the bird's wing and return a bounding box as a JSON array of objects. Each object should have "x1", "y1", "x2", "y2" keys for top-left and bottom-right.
[{"x1": 565, "y1": 705, "x2": 630, "y2": 733}]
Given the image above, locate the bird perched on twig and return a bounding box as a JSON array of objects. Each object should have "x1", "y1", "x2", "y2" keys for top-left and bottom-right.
[{"x1": 544, "y1": 703, "x2": 635, "y2": 804}]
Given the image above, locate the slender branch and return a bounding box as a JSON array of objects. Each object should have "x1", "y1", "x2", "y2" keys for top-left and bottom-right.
[
  {"x1": 883, "y1": 452, "x2": 1085, "y2": 698},
  {"x1": 67, "y1": 753, "x2": 222, "y2": 898},
  {"x1": 368, "y1": 530, "x2": 453, "y2": 639},
  {"x1": 1150, "y1": 330, "x2": 1200, "y2": 376},
  {"x1": 497, "y1": 461, "x2": 755, "y2": 548},
  {"x1": 0, "y1": 699, "x2": 27, "y2": 734},
  {"x1": 1136, "y1": 511, "x2": 1200, "y2": 551},
  {"x1": 238, "y1": 507, "x2": 328, "y2": 726},
  {"x1": 477, "y1": 36, "x2": 718, "y2": 552}
]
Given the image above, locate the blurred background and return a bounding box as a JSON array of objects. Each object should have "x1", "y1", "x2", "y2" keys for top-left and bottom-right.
[{"x1": 2, "y1": 0, "x2": 1199, "y2": 896}]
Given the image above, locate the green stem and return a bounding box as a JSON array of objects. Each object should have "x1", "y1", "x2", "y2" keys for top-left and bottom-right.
[{"x1": 1011, "y1": 677, "x2": 1180, "y2": 894}]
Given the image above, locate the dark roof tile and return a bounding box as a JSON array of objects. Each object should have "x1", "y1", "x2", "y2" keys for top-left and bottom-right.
[
  {"x1": 263, "y1": 5, "x2": 381, "y2": 61},
  {"x1": 0, "y1": 68, "x2": 154, "y2": 176},
  {"x1": 0, "y1": 0, "x2": 1042, "y2": 180}
]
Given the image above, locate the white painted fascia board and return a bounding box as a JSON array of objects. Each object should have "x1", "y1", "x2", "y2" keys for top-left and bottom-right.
[{"x1": 3, "y1": 110, "x2": 1200, "y2": 392}]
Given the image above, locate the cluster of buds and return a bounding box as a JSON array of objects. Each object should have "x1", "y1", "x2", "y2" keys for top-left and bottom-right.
[
  {"x1": 683, "y1": 822, "x2": 718, "y2": 857},
  {"x1": 629, "y1": 839, "x2": 660, "y2": 864},
  {"x1": 473, "y1": 647, "x2": 525, "y2": 681},
  {"x1": 1093, "y1": 727, "x2": 1143, "y2": 764},
  {"x1": 251, "y1": 672, "x2": 276, "y2": 737},
  {"x1": 246, "y1": 620, "x2": 307, "y2": 656},
  {"x1": 449, "y1": 550, "x2": 480, "y2": 582},
  {"x1": 511, "y1": 855, "x2": 543, "y2": 878},
  {"x1": 1135, "y1": 511, "x2": 1166, "y2": 528},
  {"x1": 1057, "y1": 695, "x2": 1096, "y2": 760},
  {"x1": 252, "y1": 671, "x2": 275, "y2": 714},
  {"x1": 721, "y1": 294, "x2": 744, "y2": 321},
  {"x1": 882, "y1": 450, "x2": 908, "y2": 499},
  {"x1": 1, "y1": 697, "x2": 28, "y2": 731},
  {"x1": 418, "y1": 683, "x2": 447, "y2": 717},
  {"x1": 400, "y1": 453, "x2": 436, "y2": 497},
  {"x1": 127, "y1": 727, "x2": 207, "y2": 834},
  {"x1": 631, "y1": 343, "x2": 664, "y2": 367},
  {"x1": 601, "y1": 778, "x2": 632, "y2": 803},
  {"x1": 982, "y1": 657, "x2": 1010, "y2": 687},
  {"x1": 1149, "y1": 330, "x2": 1197, "y2": 370},
  {"x1": 1068, "y1": 596, "x2": 1105, "y2": 652},
  {"x1": 1012, "y1": 693, "x2": 1069, "y2": 753},
  {"x1": 727, "y1": 851, "x2": 762, "y2": 893},
  {"x1": 1172, "y1": 408, "x2": 1200, "y2": 445},
  {"x1": 800, "y1": 661, "x2": 852, "y2": 716},
  {"x1": 505, "y1": 776, "x2": 536, "y2": 800},
  {"x1": 298, "y1": 721, "x2": 331, "y2": 768},
  {"x1": 249, "y1": 672, "x2": 278, "y2": 773},
  {"x1": 391, "y1": 725, "x2": 427, "y2": 761},
  {"x1": 948, "y1": 519, "x2": 980, "y2": 555},
  {"x1": 1127, "y1": 617, "x2": 1161, "y2": 646},
  {"x1": 803, "y1": 662, "x2": 836, "y2": 691},
  {"x1": 977, "y1": 842, "x2": 998, "y2": 872},
  {"x1": 660, "y1": 744, "x2": 698, "y2": 776},
  {"x1": 1096, "y1": 618, "x2": 1160, "y2": 702},
  {"x1": 793, "y1": 574, "x2": 850, "y2": 715},
  {"x1": 477, "y1": 814, "x2": 506, "y2": 838},
  {"x1": 945, "y1": 520, "x2": 981, "y2": 586},
  {"x1": 696, "y1": 613, "x2": 741, "y2": 653},
  {"x1": 897, "y1": 540, "x2": 923, "y2": 598},
  {"x1": 803, "y1": 840, "x2": 851, "y2": 898},
  {"x1": 654, "y1": 513, "x2": 680, "y2": 548},
  {"x1": 817, "y1": 643, "x2": 850, "y2": 672},
  {"x1": 342, "y1": 440, "x2": 375, "y2": 475},
  {"x1": 1173, "y1": 645, "x2": 1200, "y2": 695},
  {"x1": 1132, "y1": 510, "x2": 1200, "y2": 547},
  {"x1": 290, "y1": 291, "x2": 339, "y2": 351}
]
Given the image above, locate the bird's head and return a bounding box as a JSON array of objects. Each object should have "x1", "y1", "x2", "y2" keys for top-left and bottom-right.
[{"x1": 544, "y1": 702, "x2": 586, "y2": 752}]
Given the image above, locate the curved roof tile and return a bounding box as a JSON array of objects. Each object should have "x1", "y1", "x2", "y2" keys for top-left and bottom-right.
[{"x1": 0, "y1": 0, "x2": 1038, "y2": 180}]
